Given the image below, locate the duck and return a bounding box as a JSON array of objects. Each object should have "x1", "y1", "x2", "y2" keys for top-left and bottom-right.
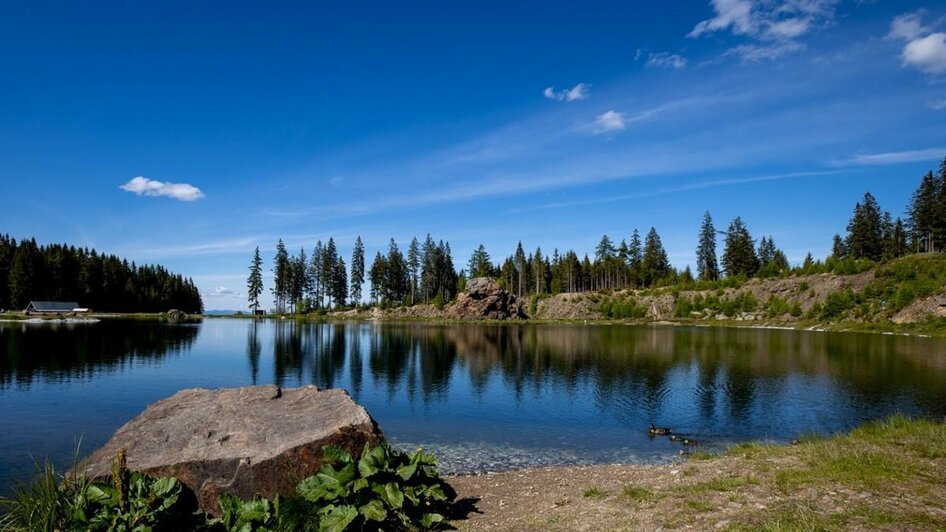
[
  {"x1": 648, "y1": 423, "x2": 672, "y2": 436},
  {"x1": 669, "y1": 434, "x2": 681, "y2": 442},
  {"x1": 681, "y1": 438, "x2": 701, "y2": 447}
]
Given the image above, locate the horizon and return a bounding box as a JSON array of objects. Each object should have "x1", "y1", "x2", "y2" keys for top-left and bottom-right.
[{"x1": 2, "y1": 1, "x2": 946, "y2": 310}]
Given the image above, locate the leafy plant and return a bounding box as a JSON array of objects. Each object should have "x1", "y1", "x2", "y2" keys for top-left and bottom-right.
[{"x1": 294, "y1": 443, "x2": 454, "y2": 531}]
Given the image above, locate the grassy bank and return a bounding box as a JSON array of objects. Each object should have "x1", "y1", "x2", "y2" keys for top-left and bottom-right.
[{"x1": 448, "y1": 415, "x2": 946, "y2": 530}]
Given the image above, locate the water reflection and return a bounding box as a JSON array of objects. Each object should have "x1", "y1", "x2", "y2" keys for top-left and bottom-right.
[
  {"x1": 0, "y1": 320, "x2": 198, "y2": 388},
  {"x1": 2, "y1": 320, "x2": 945, "y2": 479}
]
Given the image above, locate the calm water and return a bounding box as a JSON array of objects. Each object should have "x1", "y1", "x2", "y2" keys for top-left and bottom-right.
[{"x1": 2, "y1": 319, "x2": 945, "y2": 490}]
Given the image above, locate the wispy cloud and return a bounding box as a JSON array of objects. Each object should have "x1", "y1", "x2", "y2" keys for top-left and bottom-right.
[
  {"x1": 543, "y1": 83, "x2": 591, "y2": 102},
  {"x1": 120, "y1": 176, "x2": 205, "y2": 201},
  {"x1": 930, "y1": 98, "x2": 946, "y2": 110},
  {"x1": 510, "y1": 170, "x2": 840, "y2": 212},
  {"x1": 888, "y1": 11, "x2": 946, "y2": 76},
  {"x1": 203, "y1": 286, "x2": 242, "y2": 298},
  {"x1": 839, "y1": 147, "x2": 946, "y2": 166},
  {"x1": 689, "y1": 0, "x2": 838, "y2": 62},
  {"x1": 593, "y1": 110, "x2": 626, "y2": 133},
  {"x1": 645, "y1": 52, "x2": 688, "y2": 70},
  {"x1": 887, "y1": 11, "x2": 931, "y2": 42}
]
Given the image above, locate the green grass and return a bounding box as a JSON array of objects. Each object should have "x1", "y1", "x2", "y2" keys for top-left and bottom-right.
[
  {"x1": 582, "y1": 486, "x2": 606, "y2": 498},
  {"x1": 619, "y1": 485, "x2": 657, "y2": 503}
]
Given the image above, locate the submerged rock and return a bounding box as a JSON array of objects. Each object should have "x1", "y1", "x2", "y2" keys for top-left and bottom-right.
[
  {"x1": 81, "y1": 385, "x2": 383, "y2": 514},
  {"x1": 445, "y1": 277, "x2": 528, "y2": 320}
]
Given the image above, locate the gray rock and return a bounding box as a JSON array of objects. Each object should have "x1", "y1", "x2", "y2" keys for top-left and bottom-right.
[
  {"x1": 80, "y1": 385, "x2": 383, "y2": 514},
  {"x1": 445, "y1": 277, "x2": 528, "y2": 320}
]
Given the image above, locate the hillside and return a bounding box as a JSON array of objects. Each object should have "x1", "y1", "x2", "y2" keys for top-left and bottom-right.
[{"x1": 533, "y1": 254, "x2": 946, "y2": 330}]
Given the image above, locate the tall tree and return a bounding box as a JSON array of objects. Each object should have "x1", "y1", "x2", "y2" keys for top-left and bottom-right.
[
  {"x1": 309, "y1": 241, "x2": 323, "y2": 308},
  {"x1": 696, "y1": 211, "x2": 719, "y2": 281},
  {"x1": 321, "y1": 238, "x2": 338, "y2": 308},
  {"x1": 332, "y1": 257, "x2": 348, "y2": 307},
  {"x1": 407, "y1": 237, "x2": 420, "y2": 304},
  {"x1": 247, "y1": 246, "x2": 263, "y2": 312},
  {"x1": 271, "y1": 239, "x2": 289, "y2": 313},
  {"x1": 831, "y1": 233, "x2": 847, "y2": 259},
  {"x1": 468, "y1": 244, "x2": 493, "y2": 278},
  {"x1": 641, "y1": 227, "x2": 670, "y2": 287},
  {"x1": 514, "y1": 241, "x2": 527, "y2": 297},
  {"x1": 721, "y1": 217, "x2": 758, "y2": 278},
  {"x1": 369, "y1": 252, "x2": 387, "y2": 304},
  {"x1": 845, "y1": 192, "x2": 884, "y2": 261},
  {"x1": 350, "y1": 236, "x2": 365, "y2": 306},
  {"x1": 385, "y1": 238, "x2": 409, "y2": 304},
  {"x1": 627, "y1": 229, "x2": 643, "y2": 287}
]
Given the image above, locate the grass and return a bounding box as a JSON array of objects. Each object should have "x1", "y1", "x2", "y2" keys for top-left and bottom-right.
[{"x1": 515, "y1": 415, "x2": 946, "y2": 531}]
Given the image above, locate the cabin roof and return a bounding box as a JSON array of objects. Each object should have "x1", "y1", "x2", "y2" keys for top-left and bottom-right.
[{"x1": 26, "y1": 301, "x2": 80, "y2": 312}]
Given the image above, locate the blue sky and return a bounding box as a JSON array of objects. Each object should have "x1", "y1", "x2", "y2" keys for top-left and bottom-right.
[{"x1": 2, "y1": 0, "x2": 945, "y2": 310}]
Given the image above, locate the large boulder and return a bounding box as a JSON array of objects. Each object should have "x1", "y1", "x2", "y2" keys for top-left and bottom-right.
[
  {"x1": 445, "y1": 277, "x2": 528, "y2": 320},
  {"x1": 81, "y1": 385, "x2": 383, "y2": 514}
]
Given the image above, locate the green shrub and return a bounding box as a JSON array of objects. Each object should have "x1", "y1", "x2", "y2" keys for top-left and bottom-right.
[
  {"x1": 821, "y1": 289, "x2": 858, "y2": 320},
  {"x1": 790, "y1": 303, "x2": 803, "y2": 317},
  {"x1": 765, "y1": 296, "x2": 791, "y2": 318}
]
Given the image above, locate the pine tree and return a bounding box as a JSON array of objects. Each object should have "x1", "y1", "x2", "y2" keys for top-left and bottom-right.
[
  {"x1": 310, "y1": 241, "x2": 323, "y2": 308},
  {"x1": 514, "y1": 241, "x2": 526, "y2": 297},
  {"x1": 271, "y1": 239, "x2": 289, "y2": 313},
  {"x1": 532, "y1": 247, "x2": 545, "y2": 294},
  {"x1": 468, "y1": 244, "x2": 493, "y2": 278},
  {"x1": 642, "y1": 227, "x2": 670, "y2": 287},
  {"x1": 908, "y1": 171, "x2": 938, "y2": 253},
  {"x1": 385, "y1": 238, "x2": 409, "y2": 304},
  {"x1": 696, "y1": 211, "x2": 719, "y2": 281},
  {"x1": 721, "y1": 217, "x2": 758, "y2": 278},
  {"x1": 369, "y1": 252, "x2": 387, "y2": 304},
  {"x1": 845, "y1": 192, "x2": 883, "y2": 261},
  {"x1": 321, "y1": 238, "x2": 338, "y2": 308},
  {"x1": 247, "y1": 246, "x2": 263, "y2": 312},
  {"x1": 350, "y1": 236, "x2": 365, "y2": 306},
  {"x1": 332, "y1": 257, "x2": 348, "y2": 307},
  {"x1": 628, "y1": 229, "x2": 643, "y2": 287},
  {"x1": 407, "y1": 237, "x2": 420, "y2": 304},
  {"x1": 831, "y1": 234, "x2": 847, "y2": 259}
]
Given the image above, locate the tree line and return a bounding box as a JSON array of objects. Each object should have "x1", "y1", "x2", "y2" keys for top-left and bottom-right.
[
  {"x1": 248, "y1": 156, "x2": 946, "y2": 312},
  {"x1": 0, "y1": 235, "x2": 203, "y2": 313},
  {"x1": 248, "y1": 234, "x2": 459, "y2": 312}
]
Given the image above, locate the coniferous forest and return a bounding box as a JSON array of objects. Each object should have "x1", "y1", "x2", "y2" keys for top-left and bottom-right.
[
  {"x1": 252, "y1": 156, "x2": 946, "y2": 313},
  {"x1": 0, "y1": 236, "x2": 202, "y2": 313}
]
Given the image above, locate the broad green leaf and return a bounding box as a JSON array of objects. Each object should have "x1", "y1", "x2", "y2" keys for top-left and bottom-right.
[
  {"x1": 86, "y1": 484, "x2": 114, "y2": 504},
  {"x1": 396, "y1": 463, "x2": 417, "y2": 481},
  {"x1": 381, "y1": 482, "x2": 404, "y2": 509},
  {"x1": 352, "y1": 478, "x2": 369, "y2": 492},
  {"x1": 420, "y1": 512, "x2": 444, "y2": 529},
  {"x1": 359, "y1": 499, "x2": 387, "y2": 522},
  {"x1": 357, "y1": 444, "x2": 388, "y2": 478},
  {"x1": 318, "y1": 504, "x2": 358, "y2": 532}
]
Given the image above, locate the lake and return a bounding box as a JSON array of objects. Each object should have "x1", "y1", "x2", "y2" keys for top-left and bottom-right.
[{"x1": 1, "y1": 318, "x2": 945, "y2": 491}]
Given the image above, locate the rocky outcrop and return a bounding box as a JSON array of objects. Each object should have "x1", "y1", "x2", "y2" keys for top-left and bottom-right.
[
  {"x1": 81, "y1": 385, "x2": 383, "y2": 515},
  {"x1": 444, "y1": 277, "x2": 528, "y2": 320}
]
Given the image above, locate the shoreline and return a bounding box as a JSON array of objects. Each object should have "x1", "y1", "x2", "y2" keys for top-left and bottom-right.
[{"x1": 444, "y1": 416, "x2": 946, "y2": 530}]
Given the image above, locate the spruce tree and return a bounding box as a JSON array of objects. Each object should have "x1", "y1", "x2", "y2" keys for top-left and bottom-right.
[
  {"x1": 908, "y1": 171, "x2": 938, "y2": 252},
  {"x1": 514, "y1": 242, "x2": 527, "y2": 297},
  {"x1": 350, "y1": 236, "x2": 365, "y2": 306},
  {"x1": 845, "y1": 192, "x2": 883, "y2": 261},
  {"x1": 627, "y1": 229, "x2": 643, "y2": 287},
  {"x1": 721, "y1": 217, "x2": 758, "y2": 278},
  {"x1": 642, "y1": 227, "x2": 670, "y2": 287},
  {"x1": 247, "y1": 246, "x2": 263, "y2": 312},
  {"x1": 271, "y1": 239, "x2": 289, "y2": 313},
  {"x1": 321, "y1": 238, "x2": 338, "y2": 308},
  {"x1": 407, "y1": 237, "x2": 420, "y2": 304},
  {"x1": 332, "y1": 257, "x2": 348, "y2": 307},
  {"x1": 696, "y1": 212, "x2": 719, "y2": 281}
]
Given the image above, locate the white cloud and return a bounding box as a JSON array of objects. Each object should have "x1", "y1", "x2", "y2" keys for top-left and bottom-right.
[
  {"x1": 930, "y1": 98, "x2": 946, "y2": 110},
  {"x1": 887, "y1": 11, "x2": 931, "y2": 42},
  {"x1": 902, "y1": 33, "x2": 946, "y2": 75},
  {"x1": 593, "y1": 110, "x2": 626, "y2": 133},
  {"x1": 645, "y1": 52, "x2": 688, "y2": 70},
  {"x1": 689, "y1": 0, "x2": 837, "y2": 61},
  {"x1": 543, "y1": 83, "x2": 591, "y2": 102},
  {"x1": 203, "y1": 286, "x2": 242, "y2": 298},
  {"x1": 120, "y1": 176, "x2": 205, "y2": 201},
  {"x1": 841, "y1": 147, "x2": 946, "y2": 166},
  {"x1": 689, "y1": 0, "x2": 755, "y2": 38},
  {"x1": 888, "y1": 11, "x2": 946, "y2": 76}
]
